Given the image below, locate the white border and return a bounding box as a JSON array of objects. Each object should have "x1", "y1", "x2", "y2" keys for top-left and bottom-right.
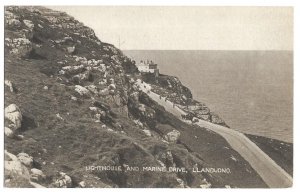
[
  {"x1": 0, "y1": 0, "x2": 298, "y2": 6},
  {"x1": 0, "y1": 1, "x2": 298, "y2": 192}
]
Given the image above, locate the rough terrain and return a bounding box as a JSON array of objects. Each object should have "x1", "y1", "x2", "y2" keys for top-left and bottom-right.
[{"x1": 4, "y1": 6, "x2": 291, "y2": 188}]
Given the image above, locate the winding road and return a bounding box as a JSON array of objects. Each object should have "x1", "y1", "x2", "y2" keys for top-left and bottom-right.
[{"x1": 137, "y1": 80, "x2": 293, "y2": 188}]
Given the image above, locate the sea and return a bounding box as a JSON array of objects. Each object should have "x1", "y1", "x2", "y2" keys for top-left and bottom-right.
[{"x1": 123, "y1": 50, "x2": 293, "y2": 143}]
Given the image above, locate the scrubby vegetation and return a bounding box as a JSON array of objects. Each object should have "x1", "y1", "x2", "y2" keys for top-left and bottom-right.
[{"x1": 4, "y1": 6, "x2": 268, "y2": 188}]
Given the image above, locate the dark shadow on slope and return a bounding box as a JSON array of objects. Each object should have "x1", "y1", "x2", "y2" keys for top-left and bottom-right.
[
  {"x1": 19, "y1": 115, "x2": 37, "y2": 132},
  {"x1": 28, "y1": 49, "x2": 47, "y2": 60}
]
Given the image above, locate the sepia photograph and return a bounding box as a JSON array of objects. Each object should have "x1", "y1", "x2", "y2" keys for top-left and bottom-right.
[{"x1": 3, "y1": 3, "x2": 294, "y2": 189}]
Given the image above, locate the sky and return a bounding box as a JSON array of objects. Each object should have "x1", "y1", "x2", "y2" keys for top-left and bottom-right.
[{"x1": 49, "y1": 6, "x2": 293, "y2": 50}]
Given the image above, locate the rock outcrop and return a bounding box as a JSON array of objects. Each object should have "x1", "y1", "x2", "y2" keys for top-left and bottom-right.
[
  {"x1": 5, "y1": 104, "x2": 22, "y2": 131},
  {"x1": 74, "y1": 85, "x2": 90, "y2": 96},
  {"x1": 30, "y1": 168, "x2": 46, "y2": 182},
  {"x1": 164, "y1": 130, "x2": 181, "y2": 143},
  {"x1": 5, "y1": 127, "x2": 14, "y2": 138},
  {"x1": 54, "y1": 172, "x2": 72, "y2": 188},
  {"x1": 5, "y1": 151, "x2": 30, "y2": 177},
  {"x1": 141, "y1": 73, "x2": 228, "y2": 126},
  {"x1": 5, "y1": 80, "x2": 15, "y2": 92},
  {"x1": 4, "y1": 150, "x2": 43, "y2": 188},
  {"x1": 17, "y1": 153, "x2": 33, "y2": 167}
]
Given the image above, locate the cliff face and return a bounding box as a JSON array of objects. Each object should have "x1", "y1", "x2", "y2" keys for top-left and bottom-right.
[
  {"x1": 141, "y1": 73, "x2": 228, "y2": 127},
  {"x1": 4, "y1": 6, "x2": 266, "y2": 188}
]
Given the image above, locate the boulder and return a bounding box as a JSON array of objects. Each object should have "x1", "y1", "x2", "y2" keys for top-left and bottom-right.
[
  {"x1": 142, "y1": 129, "x2": 152, "y2": 137},
  {"x1": 30, "y1": 168, "x2": 46, "y2": 182},
  {"x1": 23, "y1": 20, "x2": 34, "y2": 30},
  {"x1": 99, "y1": 79, "x2": 107, "y2": 85},
  {"x1": 78, "y1": 181, "x2": 86, "y2": 188},
  {"x1": 85, "y1": 85, "x2": 98, "y2": 94},
  {"x1": 5, "y1": 104, "x2": 22, "y2": 130},
  {"x1": 54, "y1": 172, "x2": 72, "y2": 188},
  {"x1": 7, "y1": 18, "x2": 22, "y2": 28},
  {"x1": 133, "y1": 119, "x2": 143, "y2": 127},
  {"x1": 4, "y1": 151, "x2": 31, "y2": 186},
  {"x1": 89, "y1": 107, "x2": 98, "y2": 112},
  {"x1": 56, "y1": 113, "x2": 64, "y2": 120},
  {"x1": 16, "y1": 134, "x2": 25, "y2": 140},
  {"x1": 138, "y1": 104, "x2": 146, "y2": 113},
  {"x1": 107, "y1": 128, "x2": 114, "y2": 132},
  {"x1": 164, "y1": 130, "x2": 180, "y2": 143},
  {"x1": 109, "y1": 78, "x2": 115, "y2": 84},
  {"x1": 58, "y1": 70, "x2": 65, "y2": 75},
  {"x1": 5, "y1": 151, "x2": 29, "y2": 174},
  {"x1": 5, "y1": 80, "x2": 14, "y2": 92},
  {"x1": 176, "y1": 178, "x2": 185, "y2": 188},
  {"x1": 67, "y1": 46, "x2": 75, "y2": 54},
  {"x1": 71, "y1": 96, "x2": 77, "y2": 101},
  {"x1": 72, "y1": 71, "x2": 91, "y2": 82},
  {"x1": 95, "y1": 113, "x2": 101, "y2": 121},
  {"x1": 17, "y1": 153, "x2": 33, "y2": 167},
  {"x1": 109, "y1": 89, "x2": 115, "y2": 95},
  {"x1": 5, "y1": 127, "x2": 14, "y2": 138},
  {"x1": 108, "y1": 83, "x2": 116, "y2": 90},
  {"x1": 99, "y1": 88, "x2": 109, "y2": 96},
  {"x1": 74, "y1": 85, "x2": 89, "y2": 96}
]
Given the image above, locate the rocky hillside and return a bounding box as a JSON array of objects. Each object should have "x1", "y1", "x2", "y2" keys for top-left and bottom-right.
[
  {"x1": 141, "y1": 73, "x2": 228, "y2": 127},
  {"x1": 4, "y1": 6, "x2": 267, "y2": 188}
]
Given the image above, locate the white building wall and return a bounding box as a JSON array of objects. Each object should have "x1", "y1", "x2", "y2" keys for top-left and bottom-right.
[
  {"x1": 137, "y1": 64, "x2": 159, "y2": 74},
  {"x1": 137, "y1": 65, "x2": 150, "y2": 73}
]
